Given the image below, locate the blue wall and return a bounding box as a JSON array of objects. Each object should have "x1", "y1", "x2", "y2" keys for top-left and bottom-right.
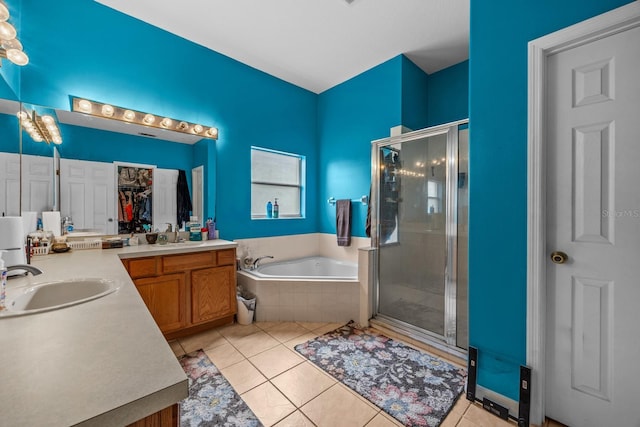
[
  {"x1": 17, "y1": 0, "x2": 318, "y2": 239},
  {"x1": 427, "y1": 60, "x2": 469, "y2": 127},
  {"x1": 400, "y1": 56, "x2": 430, "y2": 131},
  {"x1": 469, "y1": 0, "x2": 633, "y2": 400},
  {"x1": 317, "y1": 56, "x2": 403, "y2": 237}
]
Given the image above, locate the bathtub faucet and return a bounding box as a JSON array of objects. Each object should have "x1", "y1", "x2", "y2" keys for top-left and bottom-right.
[{"x1": 252, "y1": 256, "x2": 274, "y2": 270}]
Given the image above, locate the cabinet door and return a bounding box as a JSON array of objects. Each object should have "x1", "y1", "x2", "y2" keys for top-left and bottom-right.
[
  {"x1": 135, "y1": 273, "x2": 187, "y2": 333},
  {"x1": 191, "y1": 266, "x2": 237, "y2": 324}
]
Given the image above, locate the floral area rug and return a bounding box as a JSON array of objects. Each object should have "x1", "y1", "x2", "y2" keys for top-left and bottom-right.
[
  {"x1": 178, "y1": 350, "x2": 263, "y2": 427},
  {"x1": 295, "y1": 322, "x2": 467, "y2": 427}
]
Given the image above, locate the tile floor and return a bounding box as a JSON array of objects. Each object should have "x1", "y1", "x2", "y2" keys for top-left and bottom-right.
[{"x1": 169, "y1": 321, "x2": 562, "y2": 427}]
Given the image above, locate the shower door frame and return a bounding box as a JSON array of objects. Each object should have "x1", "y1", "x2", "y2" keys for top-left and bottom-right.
[{"x1": 371, "y1": 119, "x2": 468, "y2": 352}]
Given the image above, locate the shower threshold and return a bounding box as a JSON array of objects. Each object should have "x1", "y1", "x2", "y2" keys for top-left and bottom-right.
[{"x1": 371, "y1": 314, "x2": 468, "y2": 362}]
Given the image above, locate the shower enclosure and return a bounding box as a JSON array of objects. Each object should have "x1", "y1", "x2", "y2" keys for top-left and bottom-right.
[{"x1": 371, "y1": 121, "x2": 468, "y2": 351}]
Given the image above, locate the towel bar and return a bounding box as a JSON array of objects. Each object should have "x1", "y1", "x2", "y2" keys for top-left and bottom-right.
[{"x1": 327, "y1": 195, "x2": 368, "y2": 206}]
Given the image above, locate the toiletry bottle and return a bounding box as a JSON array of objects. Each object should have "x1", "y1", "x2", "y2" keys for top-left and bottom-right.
[
  {"x1": 0, "y1": 251, "x2": 7, "y2": 310},
  {"x1": 266, "y1": 201, "x2": 273, "y2": 218},
  {"x1": 273, "y1": 198, "x2": 279, "y2": 218}
]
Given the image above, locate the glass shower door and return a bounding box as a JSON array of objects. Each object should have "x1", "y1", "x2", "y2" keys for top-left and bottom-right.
[
  {"x1": 377, "y1": 131, "x2": 448, "y2": 336},
  {"x1": 374, "y1": 122, "x2": 466, "y2": 348}
]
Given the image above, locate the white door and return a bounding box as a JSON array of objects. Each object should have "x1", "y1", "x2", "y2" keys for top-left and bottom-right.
[
  {"x1": 545, "y1": 24, "x2": 640, "y2": 426},
  {"x1": 153, "y1": 168, "x2": 178, "y2": 231},
  {"x1": 0, "y1": 152, "x2": 20, "y2": 216},
  {"x1": 21, "y1": 154, "x2": 54, "y2": 214},
  {"x1": 60, "y1": 158, "x2": 116, "y2": 234}
]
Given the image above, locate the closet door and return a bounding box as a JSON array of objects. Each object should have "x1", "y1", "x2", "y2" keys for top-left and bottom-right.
[
  {"x1": 153, "y1": 168, "x2": 178, "y2": 231},
  {"x1": 60, "y1": 158, "x2": 116, "y2": 234}
]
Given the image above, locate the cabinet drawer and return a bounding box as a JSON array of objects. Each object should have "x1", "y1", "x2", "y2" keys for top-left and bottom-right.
[
  {"x1": 162, "y1": 251, "x2": 216, "y2": 273},
  {"x1": 127, "y1": 257, "x2": 158, "y2": 278},
  {"x1": 216, "y1": 249, "x2": 236, "y2": 266}
]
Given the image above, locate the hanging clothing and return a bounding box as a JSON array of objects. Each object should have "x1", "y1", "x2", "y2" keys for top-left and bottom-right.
[{"x1": 177, "y1": 169, "x2": 192, "y2": 229}]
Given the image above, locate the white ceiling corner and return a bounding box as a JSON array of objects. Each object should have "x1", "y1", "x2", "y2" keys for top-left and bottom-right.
[{"x1": 96, "y1": 0, "x2": 469, "y2": 93}]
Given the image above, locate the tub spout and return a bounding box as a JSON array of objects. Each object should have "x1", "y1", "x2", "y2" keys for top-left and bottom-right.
[{"x1": 252, "y1": 256, "x2": 274, "y2": 270}]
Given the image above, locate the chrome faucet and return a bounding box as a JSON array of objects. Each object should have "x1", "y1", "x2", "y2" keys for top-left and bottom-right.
[
  {"x1": 7, "y1": 264, "x2": 43, "y2": 276},
  {"x1": 252, "y1": 256, "x2": 274, "y2": 270}
]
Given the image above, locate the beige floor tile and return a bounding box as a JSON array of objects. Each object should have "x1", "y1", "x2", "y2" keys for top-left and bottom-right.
[
  {"x1": 440, "y1": 410, "x2": 464, "y2": 427},
  {"x1": 242, "y1": 382, "x2": 296, "y2": 427},
  {"x1": 249, "y1": 345, "x2": 304, "y2": 379},
  {"x1": 366, "y1": 412, "x2": 403, "y2": 427},
  {"x1": 168, "y1": 340, "x2": 185, "y2": 357},
  {"x1": 178, "y1": 328, "x2": 228, "y2": 353},
  {"x1": 273, "y1": 410, "x2": 315, "y2": 427},
  {"x1": 266, "y1": 322, "x2": 310, "y2": 343},
  {"x1": 283, "y1": 332, "x2": 318, "y2": 353},
  {"x1": 545, "y1": 419, "x2": 568, "y2": 427},
  {"x1": 449, "y1": 395, "x2": 472, "y2": 418},
  {"x1": 297, "y1": 321, "x2": 328, "y2": 331},
  {"x1": 255, "y1": 321, "x2": 281, "y2": 331},
  {"x1": 311, "y1": 322, "x2": 345, "y2": 336},
  {"x1": 301, "y1": 384, "x2": 378, "y2": 427},
  {"x1": 219, "y1": 359, "x2": 267, "y2": 394},
  {"x1": 203, "y1": 342, "x2": 245, "y2": 369},
  {"x1": 216, "y1": 322, "x2": 261, "y2": 342},
  {"x1": 462, "y1": 403, "x2": 513, "y2": 427},
  {"x1": 457, "y1": 418, "x2": 481, "y2": 427},
  {"x1": 233, "y1": 330, "x2": 280, "y2": 357},
  {"x1": 272, "y1": 361, "x2": 336, "y2": 407}
]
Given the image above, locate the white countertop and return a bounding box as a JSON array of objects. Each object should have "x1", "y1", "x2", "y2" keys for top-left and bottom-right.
[{"x1": 0, "y1": 239, "x2": 237, "y2": 426}]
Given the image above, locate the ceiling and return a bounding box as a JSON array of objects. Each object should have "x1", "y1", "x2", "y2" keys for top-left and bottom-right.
[{"x1": 96, "y1": 0, "x2": 470, "y2": 94}]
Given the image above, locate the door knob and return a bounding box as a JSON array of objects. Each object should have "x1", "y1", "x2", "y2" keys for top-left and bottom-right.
[{"x1": 550, "y1": 251, "x2": 568, "y2": 264}]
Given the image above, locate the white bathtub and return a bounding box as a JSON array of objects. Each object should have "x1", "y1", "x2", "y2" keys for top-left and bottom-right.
[
  {"x1": 237, "y1": 256, "x2": 360, "y2": 323},
  {"x1": 244, "y1": 256, "x2": 357, "y2": 280}
]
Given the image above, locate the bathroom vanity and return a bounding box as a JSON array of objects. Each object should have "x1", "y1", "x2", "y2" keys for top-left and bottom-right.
[{"x1": 0, "y1": 239, "x2": 237, "y2": 426}]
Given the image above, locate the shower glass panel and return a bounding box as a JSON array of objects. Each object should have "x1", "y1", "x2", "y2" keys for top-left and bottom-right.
[
  {"x1": 377, "y1": 132, "x2": 448, "y2": 337},
  {"x1": 456, "y1": 127, "x2": 469, "y2": 349}
]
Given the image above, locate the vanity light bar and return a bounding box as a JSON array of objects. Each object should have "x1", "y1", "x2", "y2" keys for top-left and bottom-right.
[
  {"x1": 17, "y1": 110, "x2": 62, "y2": 145},
  {"x1": 71, "y1": 97, "x2": 218, "y2": 140}
]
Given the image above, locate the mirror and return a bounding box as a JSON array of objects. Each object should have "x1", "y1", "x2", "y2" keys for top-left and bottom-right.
[{"x1": 2, "y1": 94, "x2": 214, "y2": 235}]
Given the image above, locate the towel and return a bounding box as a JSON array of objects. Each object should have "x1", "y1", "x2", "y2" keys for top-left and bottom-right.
[
  {"x1": 177, "y1": 170, "x2": 192, "y2": 229},
  {"x1": 336, "y1": 199, "x2": 352, "y2": 247}
]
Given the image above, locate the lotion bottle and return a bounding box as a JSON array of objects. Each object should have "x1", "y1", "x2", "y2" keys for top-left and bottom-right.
[
  {"x1": 266, "y1": 201, "x2": 273, "y2": 218},
  {"x1": 273, "y1": 198, "x2": 279, "y2": 219}
]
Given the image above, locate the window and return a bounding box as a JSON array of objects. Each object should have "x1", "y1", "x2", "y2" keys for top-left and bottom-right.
[{"x1": 251, "y1": 147, "x2": 304, "y2": 218}]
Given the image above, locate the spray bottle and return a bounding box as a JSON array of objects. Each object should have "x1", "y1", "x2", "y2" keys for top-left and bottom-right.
[{"x1": 0, "y1": 250, "x2": 7, "y2": 311}]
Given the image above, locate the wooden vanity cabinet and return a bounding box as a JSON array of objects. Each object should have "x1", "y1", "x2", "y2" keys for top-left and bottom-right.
[{"x1": 123, "y1": 248, "x2": 237, "y2": 339}]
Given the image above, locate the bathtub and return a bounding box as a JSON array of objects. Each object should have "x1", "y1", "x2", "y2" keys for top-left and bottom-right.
[
  {"x1": 244, "y1": 256, "x2": 357, "y2": 280},
  {"x1": 237, "y1": 256, "x2": 360, "y2": 323}
]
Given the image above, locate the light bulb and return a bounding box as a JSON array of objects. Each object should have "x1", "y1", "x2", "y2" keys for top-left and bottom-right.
[
  {"x1": 78, "y1": 99, "x2": 92, "y2": 113},
  {"x1": 143, "y1": 114, "x2": 155, "y2": 125},
  {"x1": 192, "y1": 124, "x2": 203, "y2": 134},
  {"x1": 160, "y1": 117, "x2": 172, "y2": 128},
  {"x1": 1, "y1": 37, "x2": 21, "y2": 50},
  {"x1": 0, "y1": 3, "x2": 9, "y2": 22},
  {"x1": 205, "y1": 127, "x2": 218, "y2": 138},
  {"x1": 42, "y1": 115, "x2": 54, "y2": 125},
  {"x1": 32, "y1": 134, "x2": 43, "y2": 142},
  {"x1": 0, "y1": 21, "x2": 16, "y2": 40},
  {"x1": 101, "y1": 104, "x2": 114, "y2": 117},
  {"x1": 52, "y1": 136, "x2": 62, "y2": 145},
  {"x1": 16, "y1": 111, "x2": 27, "y2": 120},
  {"x1": 47, "y1": 125, "x2": 58, "y2": 133},
  {"x1": 177, "y1": 121, "x2": 188, "y2": 131},
  {"x1": 123, "y1": 110, "x2": 135, "y2": 121},
  {"x1": 6, "y1": 48, "x2": 28, "y2": 66}
]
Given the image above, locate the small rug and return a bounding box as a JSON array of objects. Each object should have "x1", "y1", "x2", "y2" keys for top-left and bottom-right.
[
  {"x1": 178, "y1": 350, "x2": 263, "y2": 427},
  {"x1": 295, "y1": 322, "x2": 466, "y2": 427}
]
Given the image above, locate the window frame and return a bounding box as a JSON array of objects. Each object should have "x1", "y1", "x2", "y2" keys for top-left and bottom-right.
[{"x1": 250, "y1": 146, "x2": 305, "y2": 219}]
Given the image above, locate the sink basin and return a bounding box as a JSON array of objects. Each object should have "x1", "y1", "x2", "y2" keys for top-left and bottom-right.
[{"x1": 2, "y1": 278, "x2": 119, "y2": 317}]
